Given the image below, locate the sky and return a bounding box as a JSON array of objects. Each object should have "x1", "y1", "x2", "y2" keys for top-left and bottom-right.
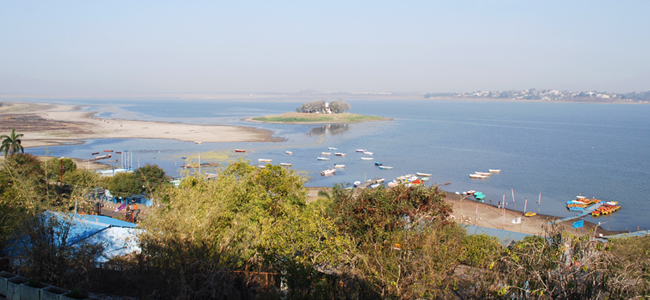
[{"x1": 1, "y1": 1, "x2": 649, "y2": 95}]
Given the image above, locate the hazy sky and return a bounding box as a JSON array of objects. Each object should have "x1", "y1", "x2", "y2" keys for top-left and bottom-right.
[{"x1": 1, "y1": 1, "x2": 648, "y2": 94}]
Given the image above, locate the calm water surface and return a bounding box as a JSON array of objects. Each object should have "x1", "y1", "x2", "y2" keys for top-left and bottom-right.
[{"x1": 24, "y1": 98, "x2": 650, "y2": 231}]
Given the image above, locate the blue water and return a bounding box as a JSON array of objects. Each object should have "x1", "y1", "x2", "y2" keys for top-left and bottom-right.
[{"x1": 23, "y1": 98, "x2": 650, "y2": 231}]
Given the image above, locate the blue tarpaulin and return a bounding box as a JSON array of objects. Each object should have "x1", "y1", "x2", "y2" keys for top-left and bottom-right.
[{"x1": 573, "y1": 220, "x2": 584, "y2": 228}]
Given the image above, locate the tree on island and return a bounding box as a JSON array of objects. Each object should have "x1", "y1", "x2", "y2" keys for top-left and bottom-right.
[
  {"x1": 1, "y1": 128, "x2": 24, "y2": 157},
  {"x1": 296, "y1": 99, "x2": 350, "y2": 114}
]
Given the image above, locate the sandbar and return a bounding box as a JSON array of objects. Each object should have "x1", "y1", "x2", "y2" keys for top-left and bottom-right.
[{"x1": 0, "y1": 103, "x2": 280, "y2": 148}]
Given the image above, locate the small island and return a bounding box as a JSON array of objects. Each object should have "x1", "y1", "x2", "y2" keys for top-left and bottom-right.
[{"x1": 249, "y1": 99, "x2": 390, "y2": 124}]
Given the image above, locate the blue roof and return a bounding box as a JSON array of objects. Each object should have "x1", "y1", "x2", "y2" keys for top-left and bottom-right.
[
  {"x1": 463, "y1": 224, "x2": 537, "y2": 247},
  {"x1": 4, "y1": 212, "x2": 139, "y2": 257},
  {"x1": 73, "y1": 214, "x2": 137, "y2": 228}
]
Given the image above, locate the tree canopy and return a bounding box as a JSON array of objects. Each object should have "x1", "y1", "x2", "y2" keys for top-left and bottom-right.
[
  {"x1": 0, "y1": 128, "x2": 24, "y2": 157},
  {"x1": 296, "y1": 99, "x2": 350, "y2": 114}
]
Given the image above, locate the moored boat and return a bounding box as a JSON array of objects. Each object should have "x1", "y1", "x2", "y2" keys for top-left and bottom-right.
[
  {"x1": 258, "y1": 158, "x2": 272, "y2": 163},
  {"x1": 286, "y1": 151, "x2": 293, "y2": 155},
  {"x1": 321, "y1": 169, "x2": 336, "y2": 176},
  {"x1": 416, "y1": 172, "x2": 432, "y2": 177},
  {"x1": 335, "y1": 152, "x2": 346, "y2": 156},
  {"x1": 235, "y1": 149, "x2": 246, "y2": 153},
  {"x1": 469, "y1": 174, "x2": 487, "y2": 179},
  {"x1": 317, "y1": 157, "x2": 330, "y2": 161},
  {"x1": 280, "y1": 163, "x2": 292, "y2": 167},
  {"x1": 591, "y1": 203, "x2": 621, "y2": 217},
  {"x1": 375, "y1": 162, "x2": 382, "y2": 166},
  {"x1": 379, "y1": 165, "x2": 394, "y2": 170},
  {"x1": 363, "y1": 151, "x2": 373, "y2": 155},
  {"x1": 321, "y1": 152, "x2": 331, "y2": 155},
  {"x1": 356, "y1": 149, "x2": 366, "y2": 153},
  {"x1": 328, "y1": 147, "x2": 337, "y2": 151},
  {"x1": 475, "y1": 172, "x2": 491, "y2": 176},
  {"x1": 525, "y1": 212, "x2": 536, "y2": 217},
  {"x1": 361, "y1": 157, "x2": 373, "y2": 161},
  {"x1": 489, "y1": 169, "x2": 501, "y2": 173},
  {"x1": 334, "y1": 164, "x2": 345, "y2": 168}
]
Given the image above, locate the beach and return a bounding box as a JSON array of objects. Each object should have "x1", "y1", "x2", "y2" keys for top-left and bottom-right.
[
  {"x1": 0, "y1": 102, "x2": 281, "y2": 148},
  {"x1": 442, "y1": 191, "x2": 617, "y2": 237}
]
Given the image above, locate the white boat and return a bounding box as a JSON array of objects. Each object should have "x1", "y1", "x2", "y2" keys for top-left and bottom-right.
[
  {"x1": 416, "y1": 172, "x2": 432, "y2": 177},
  {"x1": 420, "y1": 177, "x2": 430, "y2": 182},
  {"x1": 286, "y1": 151, "x2": 293, "y2": 155},
  {"x1": 369, "y1": 183, "x2": 381, "y2": 188},
  {"x1": 194, "y1": 141, "x2": 202, "y2": 144},
  {"x1": 489, "y1": 169, "x2": 501, "y2": 173},
  {"x1": 321, "y1": 169, "x2": 336, "y2": 176},
  {"x1": 317, "y1": 157, "x2": 330, "y2": 161},
  {"x1": 475, "y1": 172, "x2": 491, "y2": 176},
  {"x1": 469, "y1": 174, "x2": 488, "y2": 179},
  {"x1": 379, "y1": 166, "x2": 394, "y2": 170},
  {"x1": 355, "y1": 149, "x2": 366, "y2": 152},
  {"x1": 387, "y1": 182, "x2": 398, "y2": 188},
  {"x1": 280, "y1": 163, "x2": 292, "y2": 167},
  {"x1": 376, "y1": 178, "x2": 385, "y2": 183},
  {"x1": 257, "y1": 165, "x2": 266, "y2": 169},
  {"x1": 361, "y1": 157, "x2": 373, "y2": 161},
  {"x1": 363, "y1": 151, "x2": 373, "y2": 155},
  {"x1": 258, "y1": 158, "x2": 272, "y2": 163},
  {"x1": 328, "y1": 147, "x2": 338, "y2": 150},
  {"x1": 321, "y1": 152, "x2": 331, "y2": 155},
  {"x1": 335, "y1": 152, "x2": 346, "y2": 156},
  {"x1": 334, "y1": 164, "x2": 345, "y2": 168},
  {"x1": 353, "y1": 181, "x2": 361, "y2": 187}
]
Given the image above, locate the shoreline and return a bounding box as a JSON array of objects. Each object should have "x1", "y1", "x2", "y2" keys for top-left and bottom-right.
[
  {"x1": 306, "y1": 186, "x2": 621, "y2": 238},
  {"x1": 441, "y1": 190, "x2": 621, "y2": 237},
  {"x1": 0, "y1": 102, "x2": 282, "y2": 148}
]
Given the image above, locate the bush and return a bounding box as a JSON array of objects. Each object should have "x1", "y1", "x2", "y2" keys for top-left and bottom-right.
[{"x1": 460, "y1": 234, "x2": 502, "y2": 268}]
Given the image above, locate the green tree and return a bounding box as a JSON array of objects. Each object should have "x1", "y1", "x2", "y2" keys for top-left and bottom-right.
[
  {"x1": 45, "y1": 157, "x2": 77, "y2": 181},
  {"x1": 0, "y1": 128, "x2": 24, "y2": 157},
  {"x1": 134, "y1": 164, "x2": 168, "y2": 194},
  {"x1": 0, "y1": 153, "x2": 47, "y2": 252},
  {"x1": 326, "y1": 184, "x2": 464, "y2": 298},
  {"x1": 137, "y1": 159, "x2": 353, "y2": 298},
  {"x1": 107, "y1": 172, "x2": 143, "y2": 198}
]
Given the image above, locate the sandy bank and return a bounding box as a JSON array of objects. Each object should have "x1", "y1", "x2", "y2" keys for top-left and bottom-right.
[
  {"x1": 0, "y1": 103, "x2": 281, "y2": 148},
  {"x1": 306, "y1": 187, "x2": 619, "y2": 238}
]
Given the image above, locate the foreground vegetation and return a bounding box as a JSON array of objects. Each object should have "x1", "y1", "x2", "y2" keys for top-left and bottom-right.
[{"x1": 2, "y1": 131, "x2": 650, "y2": 299}]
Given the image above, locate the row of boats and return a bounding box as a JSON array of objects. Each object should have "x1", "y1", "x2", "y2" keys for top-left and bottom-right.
[
  {"x1": 469, "y1": 169, "x2": 500, "y2": 179},
  {"x1": 461, "y1": 190, "x2": 486, "y2": 201},
  {"x1": 566, "y1": 195, "x2": 621, "y2": 217},
  {"x1": 245, "y1": 147, "x2": 432, "y2": 186}
]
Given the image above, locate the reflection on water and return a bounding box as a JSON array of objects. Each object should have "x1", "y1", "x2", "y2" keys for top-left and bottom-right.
[{"x1": 307, "y1": 124, "x2": 349, "y2": 136}]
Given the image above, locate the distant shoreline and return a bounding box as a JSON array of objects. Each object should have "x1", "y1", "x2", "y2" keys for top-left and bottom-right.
[
  {"x1": 2, "y1": 93, "x2": 647, "y2": 104},
  {"x1": 0, "y1": 102, "x2": 281, "y2": 148}
]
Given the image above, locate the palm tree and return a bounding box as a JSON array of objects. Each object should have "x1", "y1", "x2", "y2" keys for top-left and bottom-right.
[{"x1": 1, "y1": 128, "x2": 24, "y2": 157}]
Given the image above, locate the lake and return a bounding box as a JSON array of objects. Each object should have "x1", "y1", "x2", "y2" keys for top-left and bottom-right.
[{"x1": 23, "y1": 98, "x2": 650, "y2": 232}]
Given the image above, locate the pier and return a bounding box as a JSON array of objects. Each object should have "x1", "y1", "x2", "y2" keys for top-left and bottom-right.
[{"x1": 548, "y1": 203, "x2": 603, "y2": 225}]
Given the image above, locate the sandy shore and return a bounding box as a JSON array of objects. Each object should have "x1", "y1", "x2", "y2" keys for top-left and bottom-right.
[
  {"x1": 0, "y1": 102, "x2": 280, "y2": 148},
  {"x1": 306, "y1": 187, "x2": 619, "y2": 237},
  {"x1": 442, "y1": 191, "x2": 618, "y2": 237}
]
